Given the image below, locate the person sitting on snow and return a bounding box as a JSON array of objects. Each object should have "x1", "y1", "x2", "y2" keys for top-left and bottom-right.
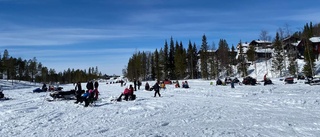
[
  {"x1": 182, "y1": 81, "x2": 189, "y2": 88},
  {"x1": 42, "y1": 83, "x2": 48, "y2": 91},
  {"x1": 263, "y1": 73, "x2": 273, "y2": 86},
  {"x1": 87, "y1": 89, "x2": 99, "y2": 105},
  {"x1": 175, "y1": 80, "x2": 180, "y2": 88},
  {"x1": 145, "y1": 82, "x2": 150, "y2": 91},
  {"x1": 75, "y1": 82, "x2": 95, "y2": 107},
  {"x1": 160, "y1": 82, "x2": 166, "y2": 89},
  {"x1": 216, "y1": 79, "x2": 222, "y2": 85},
  {"x1": 117, "y1": 85, "x2": 134, "y2": 101},
  {"x1": 83, "y1": 91, "x2": 91, "y2": 107}
]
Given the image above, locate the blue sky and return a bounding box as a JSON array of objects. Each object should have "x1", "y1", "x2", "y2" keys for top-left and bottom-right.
[{"x1": 0, "y1": 0, "x2": 319, "y2": 75}]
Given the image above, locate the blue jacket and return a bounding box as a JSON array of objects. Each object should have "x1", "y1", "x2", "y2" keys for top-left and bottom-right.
[{"x1": 81, "y1": 92, "x2": 90, "y2": 98}]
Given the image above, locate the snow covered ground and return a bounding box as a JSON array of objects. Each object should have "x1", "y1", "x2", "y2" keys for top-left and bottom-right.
[{"x1": 0, "y1": 78, "x2": 320, "y2": 137}]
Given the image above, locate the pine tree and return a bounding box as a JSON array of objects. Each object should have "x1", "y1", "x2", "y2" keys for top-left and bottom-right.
[
  {"x1": 230, "y1": 45, "x2": 237, "y2": 65},
  {"x1": 2, "y1": 49, "x2": 10, "y2": 79},
  {"x1": 174, "y1": 42, "x2": 186, "y2": 79},
  {"x1": 200, "y1": 34, "x2": 209, "y2": 79},
  {"x1": 168, "y1": 39, "x2": 176, "y2": 79},
  {"x1": 187, "y1": 41, "x2": 193, "y2": 79},
  {"x1": 153, "y1": 49, "x2": 162, "y2": 80},
  {"x1": 247, "y1": 44, "x2": 255, "y2": 64},
  {"x1": 163, "y1": 40, "x2": 169, "y2": 79},
  {"x1": 237, "y1": 40, "x2": 247, "y2": 77},
  {"x1": 288, "y1": 59, "x2": 297, "y2": 76},
  {"x1": 217, "y1": 39, "x2": 230, "y2": 76},
  {"x1": 303, "y1": 22, "x2": 316, "y2": 77},
  {"x1": 141, "y1": 52, "x2": 147, "y2": 80},
  {"x1": 192, "y1": 43, "x2": 198, "y2": 79},
  {"x1": 151, "y1": 53, "x2": 156, "y2": 80},
  {"x1": 272, "y1": 32, "x2": 285, "y2": 76},
  {"x1": 209, "y1": 42, "x2": 218, "y2": 79},
  {"x1": 187, "y1": 41, "x2": 198, "y2": 79}
]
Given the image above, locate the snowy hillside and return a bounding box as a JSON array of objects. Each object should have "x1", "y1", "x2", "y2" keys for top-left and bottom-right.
[
  {"x1": 0, "y1": 78, "x2": 320, "y2": 137},
  {"x1": 246, "y1": 58, "x2": 320, "y2": 80}
]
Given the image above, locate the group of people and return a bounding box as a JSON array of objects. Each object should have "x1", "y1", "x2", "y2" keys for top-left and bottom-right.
[
  {"x1": 117, "y1": 80, "x2": 161, "y2": 101},
  {"x1": 41, "y1": 82, "x2": 63, "y2": 92},
  {"x1": 175, "y1": 80, "x2": 189, "y2": 88},
  {"x1": 74, "y1": 80, "x2": 99, "y2": 107},
  {"x1": 133, "y1": 79, "x2": 142, "y2": 91}
]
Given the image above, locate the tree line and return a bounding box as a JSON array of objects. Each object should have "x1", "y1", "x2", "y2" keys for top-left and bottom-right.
[
  {"x1": 124, "y1": 22, "x2": 320, "y2": 81},
  {"x1": 0, "y1": 49, "x2": 101, "y2": 84}
]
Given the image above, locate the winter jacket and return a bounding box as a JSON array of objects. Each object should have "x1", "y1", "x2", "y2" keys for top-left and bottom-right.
[
  {"x1": 75, "y1": 83, "x2": 82, "y2": 91},
  {"x1": 86, "y1": 81, "x2": 94, "y2": 90},
  {"x1": 81, "y1": 92, "x2": 90, "y2": 98},
  {"x1": 94, "y1": 89, "x2": 99, "y2": 99},
  {"x1": 153, "y1": 83, "x2": 160, "y2": 91},
  {"x1": 123, "y1": 88, "x2": 133, "y2": 95},
  {"x1": 94, "y1": 81, "x2": 99, "y2": 89}
]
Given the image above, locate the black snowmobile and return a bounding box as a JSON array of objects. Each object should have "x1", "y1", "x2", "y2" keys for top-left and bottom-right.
[
  {"x1": 242, "y1": 76, "x2": 257, "y2": 85},
  {"x1": 49, "y1": 90, "x2": 79, "y2": 100}
]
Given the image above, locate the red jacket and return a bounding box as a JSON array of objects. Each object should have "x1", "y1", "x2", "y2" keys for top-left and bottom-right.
[{"x1": 123, "y1": 88, "x2": 133, "y2": 95}]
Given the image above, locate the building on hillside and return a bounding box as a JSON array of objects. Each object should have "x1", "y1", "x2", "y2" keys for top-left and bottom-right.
[
  {"x1": 282, "y1": 35, "x2": 301, "y2": 59},
  {"x1": 309, "y1": 37, "x2": 320, "y2": 60},
  {"x1": 295, "y1": 37, "x2": 320, "y2": 60},
  {"x1": 249, "y1": 40, "x2": 273, "y2": 60},
  {"x1": 236, "y1": 40, "x2": 273, "y2": 64}
]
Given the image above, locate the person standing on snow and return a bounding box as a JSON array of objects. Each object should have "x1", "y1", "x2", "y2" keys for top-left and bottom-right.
[
  {"x1": 138, "y1": 80, "x2": 142, "y2": 90},
  {"x1": 153, "y1": 81, "x2": 161, "y2": 97},
  {"x1": 74, "y1": 82, "x2": 84, "y2": 104},
  {"x1": 93, "y1": 81, "x2": 99, "y2": 100},
  {"x1": 94, "y1": 81, "x2": 99, "y2": 90},
  {"x1": 86, "y1": 80, "x2": 94, "y2": 91},
  {"x1": 133, "y1": 78, "x2": 137, "y2": 91}
]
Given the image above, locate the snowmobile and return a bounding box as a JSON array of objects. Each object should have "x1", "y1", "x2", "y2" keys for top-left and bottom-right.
[
  {"x1": 242, "y1": 76, "x2": 257, "y2": 85},
  {"x1": 305, "y1": 76, "x2": 320, "y2": 85},
  {"x1": 33, "y1": 88, "x2": 47, "y2": 93},
  {"x1": 49, "y1": 90, "x2": 78, "y2": 100},
  {"x1": 284, "y1": 77, "x2": 295, "y2": 84}
]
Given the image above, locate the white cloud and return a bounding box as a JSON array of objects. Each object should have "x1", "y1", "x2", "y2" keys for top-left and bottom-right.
[{"x1": 0, "y1": 27, "x2": 147, "y2": 46}]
